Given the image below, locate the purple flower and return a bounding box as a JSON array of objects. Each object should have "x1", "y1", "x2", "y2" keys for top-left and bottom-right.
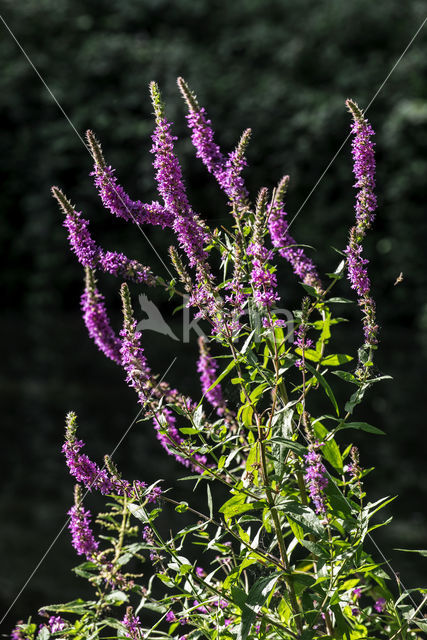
[
  {"x1": 63, "y1": 434, "x2": 114, "y2": 495},
  {"x1": 68, "y1": 499, "x2": 98, "y2": 560},
  {"x1": 216, "y1": 131, "x2": 251, "y2": 210},
  {"x1": 178, "y1": 79, "x2": 249, "y2": 210},
  {"x1": 345, "y1": 232, "x2": 370, "y2": 297},
  {"x1": 98, "y1": 250, "x2": 155, "y2": 285},
  {"x1": 247, "y1": 242, "x2": 279, "y2": 310},
  {"x1": 186, "y1": 107, "x2": 225, "y2": 176},
  {"x1": 150, "y1": 102, "x2": 207, "y2": 269},
  {"x1": 47, "y1": 617, "x2": 67, "y2": 633},
  {"x1": 197, "y1": 337, "x2": 226, "y2": 416},
  {"x1": 122, "y1": 610, "x2": 143, "y2": 640},
  {"x1": 345, "y1": 100, "x2": 379, "y2": 348},
  {"x1": 351, "y1": 608, "x2": 360, "y2": 616},
  {"x1": 195, "y1": 566, "x2": 206, "y2": 578},
  {"x1": 304, "y1": 444, "x2": 329, "y2": 514},
  {"x1": 374, "y1": 597, "x2": 386, "y2": 613},
  {"x1": 349, "y1": 119, "x2": 377, "y2": 232},
  {"x1": 268, "y1": 201, "x2": 321, "y2": 290},
  {"x1": 193, "y1": 600, "x2": 209, "y2": 614},
  {"x1": 165, "y1": 611, "x2": 176, "y2": 623},
  {"x1": 52, "y1": 187, "x2": 154, "y2": 285},
  {"x1": 120, "y1": 284, "x2": 208, "y2": 472},
  {"x1": 81, "y1": 269, "x2": 122, "y2": 364},
  {"x1": 352, "y1": 587, "x2": 362, "y2": 600},
  {"x1": 92, "y1": 163, "x2": 173, "y2": 229},
  {"x1": 11, "y1": 623, "x2": 26, "y2": 640},
  {"x1": 63, "y1": 412, "x2": 155, "y2": 501}
]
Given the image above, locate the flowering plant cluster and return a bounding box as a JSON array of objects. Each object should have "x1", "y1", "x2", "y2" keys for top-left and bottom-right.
[{"x1": 11, "y1": 80, "x2": 427, "y2": 640}]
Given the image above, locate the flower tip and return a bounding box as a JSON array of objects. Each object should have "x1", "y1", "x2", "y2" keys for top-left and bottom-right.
[
  {"x1": 346, "y1": 98, "x2": 364, "y2": 123},
  {"x1": 177, "y1": 76, "x2": 200, "y2": 112},
  {"x1": 86, "y1": 129, "x2": 106, "y2": 169},
  {"x1": 149, "y1": 81, "x2": 165, "y2": 120},
  {"x1": 275, "y1": 175, "x2": 290, "y2": 205}
]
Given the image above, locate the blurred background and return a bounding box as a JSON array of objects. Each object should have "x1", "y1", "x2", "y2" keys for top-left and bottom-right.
[{"x1": 1, "y1": 0, "x2": 427, "y2": 632}]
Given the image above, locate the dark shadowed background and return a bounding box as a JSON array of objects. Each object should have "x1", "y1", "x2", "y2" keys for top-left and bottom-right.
[{"x1": 1, "y1": 0, "x2": 427, "y2": 633}]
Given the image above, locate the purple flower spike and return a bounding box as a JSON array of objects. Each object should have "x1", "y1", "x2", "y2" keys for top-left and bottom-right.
[
  {"x1": 268, "y1": 176, "x2": 321, "y2": 290},
  {"x1": 63, "y1": 412, "x2": 155, "y2": 501},
  {"x1": 374, "y1": 597, "x2": 386, "y2": 613},
  {"x1": 52, "y1": 186, "x2": 155, "y2": 285},
  {"x1": 150, "y1": 82, "x2": 208, "y2": 270},
  {"x1": 247, "y1": 242, "x2": 279, "y2": 310},
  {"x1": 120, "y1": 283, "x2": 208, "y2": 472},
  {"x1": 345, "y1": 100, "x2": 379, "y2": 348},
  {"x1": 197, "y1": 337, "x2": 227, "y2": 416},
  {"x1": 68, "y1": 486, "x2": 99, "y2": 559},
  {"x1": 304, "y1": 443, "x2": 329, "y2": 515},
  {"x1": 352, "y1": 587, "x2": 362, "y2": 600},
  {"x1": 186, "y1": 106, "x2": 226, "y2": 176},
  {"x1": 11, "y1": 624, "x2": 26, "y2": 640},
  {"x1": 81, "y1": 268, "x2": 122, "y2": 364},
  {"x1": 122, "y1": 609, "x2": 143, "y2": 640},
  {"x1": 47, "y1": 617, "x2": 67, "y2": 633},
  {"x1": 87, "y1": 130, "x2": 173, "y2": 229}
]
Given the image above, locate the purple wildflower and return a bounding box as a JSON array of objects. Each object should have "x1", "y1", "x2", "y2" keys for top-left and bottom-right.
[
  {"x1": 193, "y1": 600, "x2": 209, "y2": 614},
  {"x1": 247, "y1": 242, "x2": 279, "y2": 310},
  {"x1": 186, "y1": 106, "x2": 225, "y2": 176},
  {"x1": 92, "y1": 164, "x2": 173, "y2": 229},
  {"x1": 197, "y1": 337, "x2": 227, "y2": 416},
  {"x1": 352, "y1": 608, "x2": 360, "y2": 617},
  {"x1": 352, "y1": 587, "x2": 362, "y2": 600},
  {"x1": 345, "y1": 100, "x2": 379, "y2": 347},
  {"x1": 63, "y1": 412, "x2": 155, "y2": 501},
  {"x1": 122, "y1": 609, "x2": 143, "y2": 640},
  {"x1": 374, "y1": 598, "x2": 386, "y2": 613},
  {"x1": 178, "y1": 77, "x2": 249, "y2": 210},
  {"x1": 120, "y1": 283, "x2": 207, "y2": 472},
  {"x1": 165, "y1": 611, "x2": 176, "y2": 623},
  {"x1": 195, "y1": 566, "x2": 206, "y2": 578},
  {"x1": 217, "y1": 130, "x2": 251, "y2": 210},
  {"x1": 52, "y1": 187, "x2": 155, "y2": 285},
  {"x1": 87, "y1": 129, "x2": 173, "y2": 229},
  {"x1": 81, "y1": 268, "x2": 122, "y2": 364},
  {"x1": 68, "y1": 487, "x2": 98, "y2": 559},
  {"x1": 268, "y1": 200, "x2": 322, "y2": 290},
  {"x1": 11, "y1": 623, "x2": 26, "y2": 640},
  {"x1": 304, "y1": 444, "x2": 329, "y2": 515},
  {"x1": 150, "y1": 83, "x2": 207, "y2": 269},
  {"x1": 47, "y1": 617, "x2": 67, "y2": 633}
]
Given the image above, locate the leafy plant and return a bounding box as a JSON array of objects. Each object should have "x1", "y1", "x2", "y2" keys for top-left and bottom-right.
[{"x1": 11, "y1": 79, "x2": 427, "y2": 640}]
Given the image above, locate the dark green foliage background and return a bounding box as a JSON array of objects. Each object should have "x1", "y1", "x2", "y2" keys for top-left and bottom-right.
[{"x1": 1, "y1": 0, "x2": 427, "y2": 631}]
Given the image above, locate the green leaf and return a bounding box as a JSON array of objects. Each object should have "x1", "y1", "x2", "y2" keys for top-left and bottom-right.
[
  {"x1": 331, "y1": 370, "x2": 358, "y2": 383},
  {"x1": 283, "y1": 501, "x2": 325, "y2": 537},
  {"x1": 175, "y1": 501, "x2": 189, "y2": 513},
  {"x1": 104, "y1": 591, "x2": 128, "y2": 604},
  {"x1": 269, "y1": 437, "x2": 306, "y2": 456},
  {"x1": 286, "y1": 515, "x2": 304, "y2": 543},
  {"x1": 205, "y1": 359, "x2": 237, "y2": 395},
  {"x1": 295, "y1": 348, "x2": 321, "y2": 362},
  {"x1": 395, "y1": 548, "x2": 427, "y2": 557},
  {"x1": 321, "y1": 353, "x2": 353, "y2": 366},
  {"x1": 39, "y1": 599, "x2": 95, "y2": 615},
  {"x1": 326, "y1": 297, "x2": 353, "y2": 303},
  {"x1": 305, "y1": 363, "x2": 339, "y2": 416},
  {"x1": 337, "y1": 421, "x2": 385, "y2": 435},
  {"x1": 313, "y1": 422, "x2": 342, "y2": 471},
  {"x1": 207, "y1": 484, "x2": 213, "y2": 520},
  {"x1": 237, "y1": 573, "x2": 282, "y2": 640}
]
